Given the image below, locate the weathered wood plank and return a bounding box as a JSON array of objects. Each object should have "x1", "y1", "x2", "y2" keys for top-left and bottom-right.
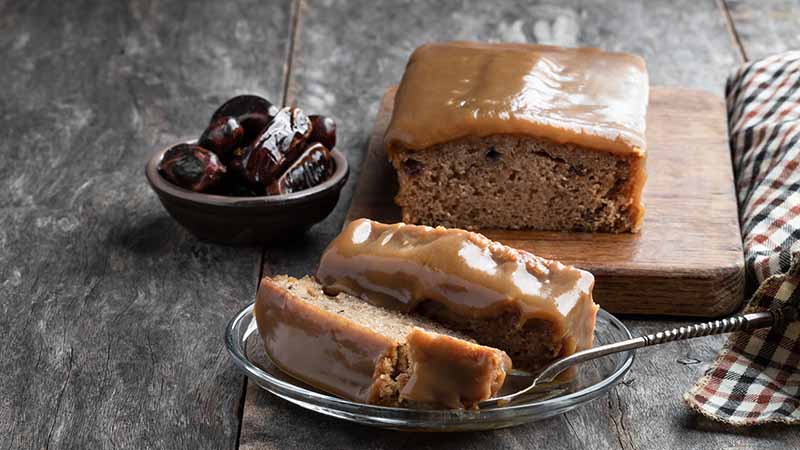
[
  {"x1": 0, "y1": 0, "x2": 292, "y2": 448},
  {"x1": 243, "y1": 0, "x2": 795, "y2": 449},
  {"x1": 726, "y1": 0, "x2": 800, "y2": 60}
]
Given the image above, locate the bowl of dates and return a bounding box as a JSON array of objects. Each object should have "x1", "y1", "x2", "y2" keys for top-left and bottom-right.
[{"x1": 145, "y1": 94, "x2": 348, "y2": 244}]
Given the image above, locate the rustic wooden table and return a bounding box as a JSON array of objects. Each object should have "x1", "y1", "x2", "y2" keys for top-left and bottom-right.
[{"x1": 1, "y1": 1, "x2": 797, "y2": 449}]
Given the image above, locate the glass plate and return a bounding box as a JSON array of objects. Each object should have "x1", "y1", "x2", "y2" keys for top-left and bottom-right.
[{"x1": 225, "y1": 303, "x2": 634, "y2": 431}]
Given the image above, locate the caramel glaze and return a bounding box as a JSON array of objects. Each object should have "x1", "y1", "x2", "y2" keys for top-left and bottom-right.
[
  {"x1": 317, "y1": 219, "x2": 599, "y2": 357},
  {"x1": 254, "y1": 276, "x2": 511, "y2": 408},
  {"x1": 383, "y1": 42, "x2": 649, "y2": 231},
  {"x1": 401, "y1": 328, "x2": 511, "y2": 408},
  {"x1": 384, "y1": 41, "x2": 649, "y2": 156},
  {"x1": 255, "y1": 278, "x2": 390, "y2": 402}
]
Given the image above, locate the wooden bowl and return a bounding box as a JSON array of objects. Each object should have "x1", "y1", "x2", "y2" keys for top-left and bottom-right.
[{"x1": 145, "y1": 143, "x2": 349, "y2": 245}]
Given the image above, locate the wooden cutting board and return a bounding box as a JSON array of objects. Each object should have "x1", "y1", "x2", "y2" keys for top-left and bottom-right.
[{"x1": 345, "y1": 86, "x2": 744, "y2": 317}]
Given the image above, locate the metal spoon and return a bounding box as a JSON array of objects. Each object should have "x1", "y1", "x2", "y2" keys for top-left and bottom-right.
[{"x1": 479, "y1": 307, "x2": 798, "y2": 408}]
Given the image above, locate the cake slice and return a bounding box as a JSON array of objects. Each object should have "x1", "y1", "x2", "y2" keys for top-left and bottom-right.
[
  {"x1": 317, "y1": 219, "x2": 599, "y2": 373},
  {"x1": 384, "y1": 41, "x2": 648, "y2": 232},
  {"x1": 254, "y1": 275, "x2": 511, "y2": 409}
]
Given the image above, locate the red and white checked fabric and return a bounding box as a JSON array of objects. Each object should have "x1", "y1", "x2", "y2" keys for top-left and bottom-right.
[{"x1": 684, "y1": 52, "x2": 800, "y2": 425}]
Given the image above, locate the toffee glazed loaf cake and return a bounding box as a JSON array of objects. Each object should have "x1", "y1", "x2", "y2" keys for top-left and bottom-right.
[
  {"x1": 318, "y1": 219, "x2": 599, "y2": 373},
  {"x1": 384, "y1": 41, "x2": 649, "y2": 233},
  {"x1": 254, "y1": 275, "x2": 511, "y2": 409}
]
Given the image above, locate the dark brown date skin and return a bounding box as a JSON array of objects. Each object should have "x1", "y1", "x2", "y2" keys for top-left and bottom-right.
[
  {"x1": 159, "y1": 143, "x2": 226, "y2": 192},
  {"x1": 210, "y1": 95, "x2": 279, "y2": 142},
  {"x1": 198, "y1": 116, "x2": 245, "y2": 163},
  {"x1": 307, "y1": 115, "x2": 336, "y2": 149},
  {"x1": 268, "y1": 142, "x2": 335, "y2": 195},
  {"x1": 214, "y1": 174, "x2": 258, "y2": 197},
  {"x1": 239, "y1": 106, "x2": 311, "y2": 193}
]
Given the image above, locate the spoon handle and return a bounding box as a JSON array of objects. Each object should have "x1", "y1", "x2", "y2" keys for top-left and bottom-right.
[
  {"x1": 542, "y1": 308, "x2": 794, "y2": 382},
  {"x1": 483, "y1": 307, "x2": 797, "y2": 407},
  {"x1": 639, "y1": 309, "x2": 782, "y2": 346}
]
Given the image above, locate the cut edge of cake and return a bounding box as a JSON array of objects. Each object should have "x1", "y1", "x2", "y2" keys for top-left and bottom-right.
[
  {"x1": 316, "y1": 218, "x2": 600, "y2": 373},
  {"x1": 389, "y1": 133, "x2": 645, "y2": 233},
  {"x1": 254, "y1": 275, "x2": 511, "y2": 409}
]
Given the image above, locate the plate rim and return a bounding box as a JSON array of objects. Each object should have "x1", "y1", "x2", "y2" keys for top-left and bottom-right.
[{"x1": 225, "y1": 302, "x2": 635, "y2": 429}]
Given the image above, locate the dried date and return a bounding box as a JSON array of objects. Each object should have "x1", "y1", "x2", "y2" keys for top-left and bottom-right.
[
  {"x1": 239, "y1": 106, "x2": 311, "y2": 193},
  {"x1": 268, "y1": 142, "x2": 335, "y2": 195},
  {"x1": 209, "y1": 94, "x2": 279, "y2": 141},
  {"x1": 308, "y1": 114, "x2": 336, "y2": 149},
  {"x1": 198, "y1": 116, "x2": 245, "y2": 163},
  {"x1": 159, "y1": 143, "x2": 226, "y2": 192}
]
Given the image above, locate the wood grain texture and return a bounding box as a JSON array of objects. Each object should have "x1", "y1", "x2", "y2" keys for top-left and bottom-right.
[
  {"x1": 242, "y1": 1, "x2": 800, "y2": 450},
  {"x1": 0, "y1": 1, "x2": 291, "y2": 449},
  {"x1": 348, "y1": 86, "x2": 744, "y2": 317},
  {"x1": 725, "y1": 0, "x2": 800, "y2": 60},
  {"x1": 240, "y1": 321, "x2": 796, "y2": 449}
]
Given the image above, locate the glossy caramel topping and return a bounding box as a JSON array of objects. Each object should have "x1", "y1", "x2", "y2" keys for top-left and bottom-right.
[
  {"x1": 317, "y1": 219, "x2": 597, "y2": 351},
  {"x1": 400, "y1": 328, "x2": 511, "y2": 408},
  {"x1": 254, "y1": 276, "x2": 510, "y2": 408},
  {"x1": 385, "y1": 41, "x2": 649, "y2": 155},
  {"x1": 254, "y1": 278, "x2": 391, "y2": 402}
]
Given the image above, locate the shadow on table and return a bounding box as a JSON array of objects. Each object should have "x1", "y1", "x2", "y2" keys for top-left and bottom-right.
[
  {"x1": 678, "y1": 411, "x2": 792, "y2": 436},
  {"x1": 240, "y1": 382, "x2": 797, "y2": 450},
  {"x1": 240, "y1": 382, "x2": 543, "y2": 450},
  {"x1": 110, "y1": 214, "x2": 183, "y2": 255}
]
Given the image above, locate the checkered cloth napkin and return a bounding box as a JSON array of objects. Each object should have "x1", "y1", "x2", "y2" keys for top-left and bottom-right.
[{"x1": 683, "y1": 51, "x2": 800, "y2": 425}]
